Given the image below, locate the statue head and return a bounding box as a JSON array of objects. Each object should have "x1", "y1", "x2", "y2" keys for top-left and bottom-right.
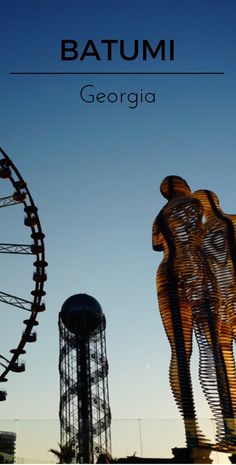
[
  {"x1": 194, "y1": 190, "x2": 220, "y2": 215},
  {"x1": 160, "y1": 176, "x2": 191, "y2": 200}
]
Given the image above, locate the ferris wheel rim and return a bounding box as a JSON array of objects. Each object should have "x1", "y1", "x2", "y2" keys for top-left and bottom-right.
[{"x1": 0, "y1": 147, "x2": 47, "y2": 386}]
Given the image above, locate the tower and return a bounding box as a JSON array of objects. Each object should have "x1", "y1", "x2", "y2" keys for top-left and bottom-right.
[{"x1": 59, "y1": 294, "x2": 111, "y2": 463}]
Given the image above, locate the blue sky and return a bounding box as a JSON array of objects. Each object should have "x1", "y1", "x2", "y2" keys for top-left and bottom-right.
[{"x1": 0, "y1": 0, "x2": 236, "y2": 460}]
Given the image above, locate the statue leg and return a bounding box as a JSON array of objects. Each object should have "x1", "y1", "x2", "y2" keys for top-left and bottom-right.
[
  {"x1": 219, "y1": 319, "x2": 236, "y2": 445},
  {"x1": 193, "y1": 315, "x2": 225, "y2": 444},
  {"x1": 193, "y1": 299, "x2": 236, "y2": 447},
  {"x1": 158, "y1": 278, "x2": 205, "y2": 448}
]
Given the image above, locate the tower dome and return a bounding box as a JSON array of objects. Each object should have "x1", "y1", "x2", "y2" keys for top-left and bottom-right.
[{"x1": 60, "y1": 293, "x2": 105, "y2": 336}]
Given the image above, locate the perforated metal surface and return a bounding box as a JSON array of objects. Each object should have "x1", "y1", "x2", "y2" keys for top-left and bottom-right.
[{"x1": 153, "y1": 176, "x2": 236, "y2": 452}]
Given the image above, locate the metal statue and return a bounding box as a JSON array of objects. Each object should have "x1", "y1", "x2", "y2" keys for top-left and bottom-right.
[
  {"x1": 152, "y1": 176, "x2": 236, "y2": 452},
  {"x1": 193, "y1": 189, "x2": 236, "y2": 449}
]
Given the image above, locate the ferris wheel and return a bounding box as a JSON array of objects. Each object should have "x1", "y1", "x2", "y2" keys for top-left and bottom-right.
[{"x1": 0, "y1": 147, "x2": 47, "y2": 400}]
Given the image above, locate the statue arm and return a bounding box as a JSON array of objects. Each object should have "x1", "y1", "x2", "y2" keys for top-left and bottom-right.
[
  {"x1": 230, "y1": 214, "x2": 236, "y2": 240},
  {"x1": 152, "y1": 219, "x2": 164, "y2": 251}
]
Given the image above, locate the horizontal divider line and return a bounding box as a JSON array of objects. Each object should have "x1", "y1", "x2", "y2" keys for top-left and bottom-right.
[{"x1": 10, "y1": 71, "x2": 225, "y2": 75}]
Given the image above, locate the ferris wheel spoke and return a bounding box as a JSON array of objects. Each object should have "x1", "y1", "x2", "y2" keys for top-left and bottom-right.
[
  {"x1": 0, "y1": 291, "x2": 32, "y2": 311},
  {"x1": 0, "y1": 243, "x2": 33, "y2": 254},
  {"x1": 0, "y1": 195, "x2": 25, "y2": 208}
]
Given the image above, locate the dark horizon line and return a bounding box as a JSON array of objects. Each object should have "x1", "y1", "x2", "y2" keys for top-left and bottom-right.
[{"x1": 10, "y1": 71, "x2": 225, "y2": 76}]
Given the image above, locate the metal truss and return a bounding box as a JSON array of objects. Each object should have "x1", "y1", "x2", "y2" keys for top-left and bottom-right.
[
  {"x1": 0, "y1": 243, "x2": 32, "y2": 254},
  {"x1": 0, "y1": 195, "x2": 23, "y2": 208},
  {"x1": 59, "y1": 313, "x2": 111, "y2": 463},
  {"x1": 0, "y1": 291, "x2": 32, "y2": 311}
]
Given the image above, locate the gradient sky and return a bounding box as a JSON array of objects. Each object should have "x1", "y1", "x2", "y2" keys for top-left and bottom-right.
[{"x1": 0, "y1": 0, "x2": 236, "y2": 461}]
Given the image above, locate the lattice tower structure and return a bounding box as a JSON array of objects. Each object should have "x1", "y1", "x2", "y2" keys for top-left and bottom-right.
[{"x1": 59, "y1": 294, "x2": 111, "y2": 464}]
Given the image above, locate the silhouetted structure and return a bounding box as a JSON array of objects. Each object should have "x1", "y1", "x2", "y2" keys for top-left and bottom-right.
[
  {"x1": 152, "y1": 176, "x2": 236, "y2": 455},
  {"x1": 0, "y1": 431, "x2": 16, "y2": 463},
  {"x1": 0, "y1": 147, "x2": 47, "y2": 400},
  {"x1": 59, "y1": 294, "x2": 111, "y2": 463}
]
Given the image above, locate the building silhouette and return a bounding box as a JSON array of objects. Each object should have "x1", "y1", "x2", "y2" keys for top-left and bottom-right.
[
  {"x1": 59, "y1": 294, "x2": 111, "y2": 463},
  {"x1": 0, "y1": 431, "x2": 16, "y2": 463}
]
